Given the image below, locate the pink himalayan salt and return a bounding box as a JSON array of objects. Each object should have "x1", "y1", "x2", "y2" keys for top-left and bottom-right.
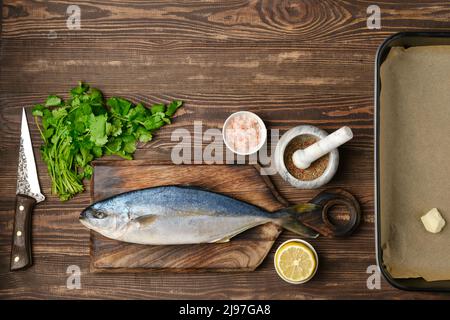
[{"x1": 225, "y1": 113, "x2": 261, "y2": 154}]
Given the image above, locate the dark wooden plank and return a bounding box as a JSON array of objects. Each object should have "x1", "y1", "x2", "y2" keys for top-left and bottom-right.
[
  {"x1": 1, "y1": 0, "x2": 450, "y2": 299},
  {"x1": 2, "y1": 0, "x2": 450, "y2": 44}
]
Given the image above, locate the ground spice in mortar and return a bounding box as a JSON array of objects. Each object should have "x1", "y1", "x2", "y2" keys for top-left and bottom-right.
[{"x1": 284, "y1": 135, "x2": 329, "y2": 181}]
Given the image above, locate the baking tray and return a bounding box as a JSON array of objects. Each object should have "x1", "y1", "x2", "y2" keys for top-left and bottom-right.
[{"x1": 375, "y1": 32, "x2": 450, "y2": 292}]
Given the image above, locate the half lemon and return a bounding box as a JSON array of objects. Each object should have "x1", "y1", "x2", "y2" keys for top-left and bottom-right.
[{"x1": 274, "y1": 239, "x2": 318, "y2": 284}]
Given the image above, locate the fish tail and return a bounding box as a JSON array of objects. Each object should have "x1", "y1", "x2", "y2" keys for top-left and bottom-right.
[{"x1": 274, "y1": 204, "x2": 320, "y2": 238}]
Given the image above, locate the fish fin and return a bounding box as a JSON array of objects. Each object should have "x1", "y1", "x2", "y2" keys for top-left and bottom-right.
[
  {"x1": 275, "y1": 204, "x2": 320, "y2": 238},
  {"x1": 210, "y1": 220, "x2": 270, "y2": 244},
  {"x1": 284, "y1": 203, "x2": 320, "y2": 213},
  {"x1": 175, "y1": 184, "x2": 207, "y2": 191},
  {"x1": 134, "y1": 215, "x2": 157, "y2": 227},
  {"x1": 213, "y1": 237, "x2": 231, "y2": 243}
]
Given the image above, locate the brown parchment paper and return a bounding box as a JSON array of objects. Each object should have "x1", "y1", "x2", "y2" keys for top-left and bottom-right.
[{"x1": 380, "y1": 46, "x2": 450, "y2": 281}]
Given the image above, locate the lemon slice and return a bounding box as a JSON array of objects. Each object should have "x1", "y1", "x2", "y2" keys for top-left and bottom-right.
[{"x1": 274, "y1": 240, "x2": 317, "y2": 283}]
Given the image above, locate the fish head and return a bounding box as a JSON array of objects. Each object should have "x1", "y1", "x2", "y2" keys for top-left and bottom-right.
[{"x1": 79, "y1": 203, "x2": 129, "y2": 238}]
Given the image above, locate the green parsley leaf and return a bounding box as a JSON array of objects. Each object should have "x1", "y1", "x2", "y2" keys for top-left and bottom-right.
[
  {"x1": 107, "y1": 97, "x2": 132, "y2": 116},
  {"x1": 89, "y1": 114, "x2": 108, "y2": 146},
  {"x1": 135, "y1": 126, "x2": 152, "y2": 143},
  {"x1": 45, "y1": 95, "x2": 62, "y2": 107},
  {"x1": 151, "y1": 104, "x2": 165, "y2": 114},
  {"x1": 166, "y1": 100, "x2": 183, "y2": 117},
  {"x1": 32, "y1": 104, "x2": 45, "y2": 117},
  {"x1": 52, "y1": 107, "x2": 68, "y2": 120}
]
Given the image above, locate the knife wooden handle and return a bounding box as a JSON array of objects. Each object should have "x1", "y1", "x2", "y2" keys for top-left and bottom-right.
[{"x1": 10, "y1": 194, "x2": 36, "y2": 271}]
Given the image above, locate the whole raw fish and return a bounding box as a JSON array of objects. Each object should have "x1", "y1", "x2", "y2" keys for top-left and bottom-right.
[{"x1": 80, "y1": 186, "x2": 319, "y2": 244}]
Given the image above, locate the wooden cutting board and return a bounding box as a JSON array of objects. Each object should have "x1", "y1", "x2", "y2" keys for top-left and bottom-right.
[{"x1": 90, "y1": 161, "x2": 286, "y2": 272}]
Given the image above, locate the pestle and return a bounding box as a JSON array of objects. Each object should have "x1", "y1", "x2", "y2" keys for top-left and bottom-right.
[{"x1": 292, "y1": 126, "x2": 353, "y2": 170}]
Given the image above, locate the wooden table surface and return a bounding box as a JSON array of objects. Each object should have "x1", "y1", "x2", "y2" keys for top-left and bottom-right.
[{"x1": 1, "y1": 0, "x2": 450, "y2": 300}]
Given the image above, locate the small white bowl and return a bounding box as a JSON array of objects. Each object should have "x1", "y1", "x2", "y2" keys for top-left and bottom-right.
[
  {"x1": 222, "y1": 111, "x2": 267, "y2": 156},
  {"x1": 274, "y1": 239, "x2": 319, "y2": 285}
]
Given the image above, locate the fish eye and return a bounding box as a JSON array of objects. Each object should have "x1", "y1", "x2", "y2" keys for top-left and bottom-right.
[{"x1": 93, "y1": 211, "x2": 107, "y2": 219}]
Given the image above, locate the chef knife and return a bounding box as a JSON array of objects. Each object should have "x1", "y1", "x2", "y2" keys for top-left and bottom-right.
[{"x1": 10, "y1": 108, "x2": 45, "y2": 271}]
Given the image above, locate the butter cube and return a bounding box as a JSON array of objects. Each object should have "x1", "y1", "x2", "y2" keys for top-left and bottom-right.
[{"x1": 421, "y1": 208, "x2": 446, "y2": 234}]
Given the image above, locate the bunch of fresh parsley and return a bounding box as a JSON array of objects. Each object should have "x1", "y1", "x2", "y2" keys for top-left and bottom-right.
[{"x1": 32, "y1": 82, "x2": 182, "y2": 201}]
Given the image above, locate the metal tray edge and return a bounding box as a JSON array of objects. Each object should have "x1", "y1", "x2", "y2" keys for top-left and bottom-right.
[{"x1": 375, "y1": 31, "x2": 450, "y2": 292}]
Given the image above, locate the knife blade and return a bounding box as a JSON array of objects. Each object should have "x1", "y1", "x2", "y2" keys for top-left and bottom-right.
[{"x1": 10, "y1": 108, "x2": 45, "y2": 271}]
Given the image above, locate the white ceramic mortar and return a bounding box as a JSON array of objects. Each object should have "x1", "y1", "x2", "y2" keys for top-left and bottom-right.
[{"x1": 274, "y1": 125, "x2": 339, "y2": 189}]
